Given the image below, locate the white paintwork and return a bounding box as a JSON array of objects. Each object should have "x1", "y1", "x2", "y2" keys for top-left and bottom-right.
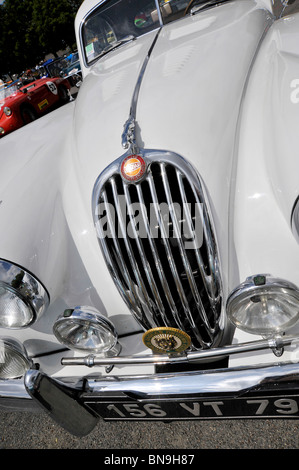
[
  {"x1": 0, "y1": 0, "x2": 298, "y2": 382},
  {"x1": 231, "y1": 13, "x2": 299, "y2": 290},
  {"x1": 136, "y1": 1, "x2": 273, "y2": 299}
]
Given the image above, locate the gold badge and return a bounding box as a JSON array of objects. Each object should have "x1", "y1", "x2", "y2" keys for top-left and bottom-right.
[
  {"x1": 143, "y1": 327, "x2": 191, "y2": 354},
  {"x1": 120, "y1": 155, "x2": 146, "y2": 182}
]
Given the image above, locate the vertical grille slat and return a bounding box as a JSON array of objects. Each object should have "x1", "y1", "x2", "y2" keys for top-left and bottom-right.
[
  {"x1": 160, "y1": 163, "x2": 213, "y2": 343},
  {"x1": 100, "y1": 189, "x2": 142, "y2": 312},
  {"x1": 146, "y1": 171, "x2": 206, "y2": 346},
  {"x1": 190, "y1": 181, "x2": 222, "y2": 321},
  {"x1": 135, "y1": 183, "x2": 185, "y2": 331},
  {"x1": 176, "y1": 169, "x2": 218, "y2": 328},
  {"x1": 122, "y1": 180, "x2": 169, "y2": 327},
  {"x1": 94, "y1": 152, "x2": 223, "y2": 350},
  {"x1": 110, "y1": 177, "x2": 157, "y2": 329}
]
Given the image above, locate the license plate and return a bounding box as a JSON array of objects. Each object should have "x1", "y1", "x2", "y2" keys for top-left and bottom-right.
[
  {"x1": 85, "y1": 394, "x2": 299, "y2": 420},
  {"x1": 38, "y1": 99, "x2": 49, "y2": 110}
]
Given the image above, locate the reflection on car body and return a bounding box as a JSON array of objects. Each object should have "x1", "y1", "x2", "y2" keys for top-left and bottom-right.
[{"x1": 0, "y1": 0, "x2": 299, "y2": 437}]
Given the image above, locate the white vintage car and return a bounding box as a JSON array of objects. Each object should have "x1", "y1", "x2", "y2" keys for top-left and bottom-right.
[{"x1": 0, "y1": 0, "x2": 299, "y2": 436}]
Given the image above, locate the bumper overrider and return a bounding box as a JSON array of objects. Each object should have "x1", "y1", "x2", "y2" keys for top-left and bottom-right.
[{"x1": 1, "y1": 334, "x2": 299, "y2": 436}]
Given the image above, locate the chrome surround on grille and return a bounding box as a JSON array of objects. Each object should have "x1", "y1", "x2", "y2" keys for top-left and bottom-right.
[{"x1": 92, "y1": 149, "x2": 224, "y2": 350}]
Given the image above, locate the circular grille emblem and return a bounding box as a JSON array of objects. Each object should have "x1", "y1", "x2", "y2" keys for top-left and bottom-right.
[
  {"x1": 121, "y1": 155, "x2": 146, "y2": 182},
  {"x1": 143, "y1": 327, "x2": 191, "y2": 354}
]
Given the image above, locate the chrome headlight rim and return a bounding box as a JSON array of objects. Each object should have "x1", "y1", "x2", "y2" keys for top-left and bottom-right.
[
  {"x1": 227, "y1": 274, "x2": 299, "y2": 336},
  {"x1": 3, "y1": 106, "x2": 12, "y2": 116},
  {"x1": 0, "y1": 259, "x2": 49, "y2": 329},
  {"x1": 0, "y1": 337, "x2": 32, "y2": 379},
  {"x1": 53, "y1": 306, "x2": 120, "y2": 355}
]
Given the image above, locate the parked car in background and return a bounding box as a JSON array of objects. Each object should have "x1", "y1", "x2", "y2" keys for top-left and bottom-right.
[
  {"x1": 0, "y1": 76, "x2": 71, "y2": 137},
  {"x1": 0, "y1": 0, "x2": 299, "y2": 437},
  {"x1": 41, "y1": 53, "x2": 82, "y2": 86}
]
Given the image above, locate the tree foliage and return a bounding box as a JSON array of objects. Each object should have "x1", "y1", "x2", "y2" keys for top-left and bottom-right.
[{"x1": 0, "y1": 0, "x2": 83, "y2": 74}]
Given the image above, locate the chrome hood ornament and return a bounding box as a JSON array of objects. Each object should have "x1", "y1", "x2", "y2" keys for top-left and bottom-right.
[{"x1": 121, "y1": 28, "x2": 161, "y2": 155}]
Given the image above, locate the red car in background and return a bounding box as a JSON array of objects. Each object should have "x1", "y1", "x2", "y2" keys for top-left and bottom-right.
[{"x1": 0, "y1": 76, "x2": 71, "y2": 137}]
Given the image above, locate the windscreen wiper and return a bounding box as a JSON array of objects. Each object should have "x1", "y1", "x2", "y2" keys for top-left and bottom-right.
[
  {"x1": 185, "y1": 0, "x2": 230, "y2": 15},
  {"x1": 97, "y1": 35, "x2": 136, "y2": 59}
]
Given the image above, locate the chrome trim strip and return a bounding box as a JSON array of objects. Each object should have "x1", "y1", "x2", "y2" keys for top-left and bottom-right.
[
  {"x1": 79, "y1": 0, "x2": 106, "y2": 70},
  {"x1": 122, "y1": 28, "x2": 161, "y2": 152},
  {"x1": 154, "y1": 0, "x2": 163, "y2": 25},
  {"x1": 291, "y1": 195, "x2": 299, "y2": 243}
]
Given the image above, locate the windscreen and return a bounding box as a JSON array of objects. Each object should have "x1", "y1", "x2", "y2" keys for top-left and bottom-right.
[{"x1": 81, "y1": 0, "x2": 197, "y2": 65}]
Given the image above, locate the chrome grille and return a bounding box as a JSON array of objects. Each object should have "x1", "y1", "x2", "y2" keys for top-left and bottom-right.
[{"x1": 93, "y1": 151, "x2": 223, "y2": 350}]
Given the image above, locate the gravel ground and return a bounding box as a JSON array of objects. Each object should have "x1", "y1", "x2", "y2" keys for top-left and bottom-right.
[
  {"x1": 1, "y1": 412, "x2": 299, "y2": 449},
  {"x1": 1, "y1": 0, "x2": 299, "y2": 453}
]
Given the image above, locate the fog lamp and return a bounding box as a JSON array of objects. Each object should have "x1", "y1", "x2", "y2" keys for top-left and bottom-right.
[
  {"x1": 0, "y1": 260, "x2": 49, "y2": 328},
  {"x1": 227, "y1": 275, "x2": 299, "y2": 336},
  {"x1": 0, "y1": 128, "x2": 4, "y2": 135},
  {"x1": 53, "y1": 306, "x2": 121, "y2": 355},
  {"x1": 0, "y1": 338, "x2": 32, "y2": 379},
  {"x1": 3, "y1": 107, "x2": 12, "y2": 116}
]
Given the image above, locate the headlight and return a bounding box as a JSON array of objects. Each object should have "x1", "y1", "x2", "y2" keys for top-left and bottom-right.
[
  {"x1": 0, "y1": 127, "x2": 5, "y2": 135},
  {"x1": 0, "y1": 338, "x2": 32, "y2": 379},
  {"x1": 53, "y1": 306, "x2": 121, "y2": 355},
  {"x1": 3, "y1": 107, "x2": 12, "y2": 116},
  {"x1": 0, "y1": 260, "x2": 49, "y2": 328},
  {"x1": 227, "y1": 275, "x2": 299, "y2": 336}
]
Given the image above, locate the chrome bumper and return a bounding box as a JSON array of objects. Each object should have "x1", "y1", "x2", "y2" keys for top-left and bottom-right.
[
  {"x1": 0, "y1": 359, "x2": 299, "y2": 436},
  {"x1": 1, "y1": 333, "x2": 299, "y2": 436},
  {"x1": 84, "y1": 360, "x2": 299, "y2": 398}
]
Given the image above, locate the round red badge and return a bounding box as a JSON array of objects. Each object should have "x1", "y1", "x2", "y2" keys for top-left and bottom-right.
[{"x1": 121, "y1": 155, "x2": 146, "y2": 182}]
